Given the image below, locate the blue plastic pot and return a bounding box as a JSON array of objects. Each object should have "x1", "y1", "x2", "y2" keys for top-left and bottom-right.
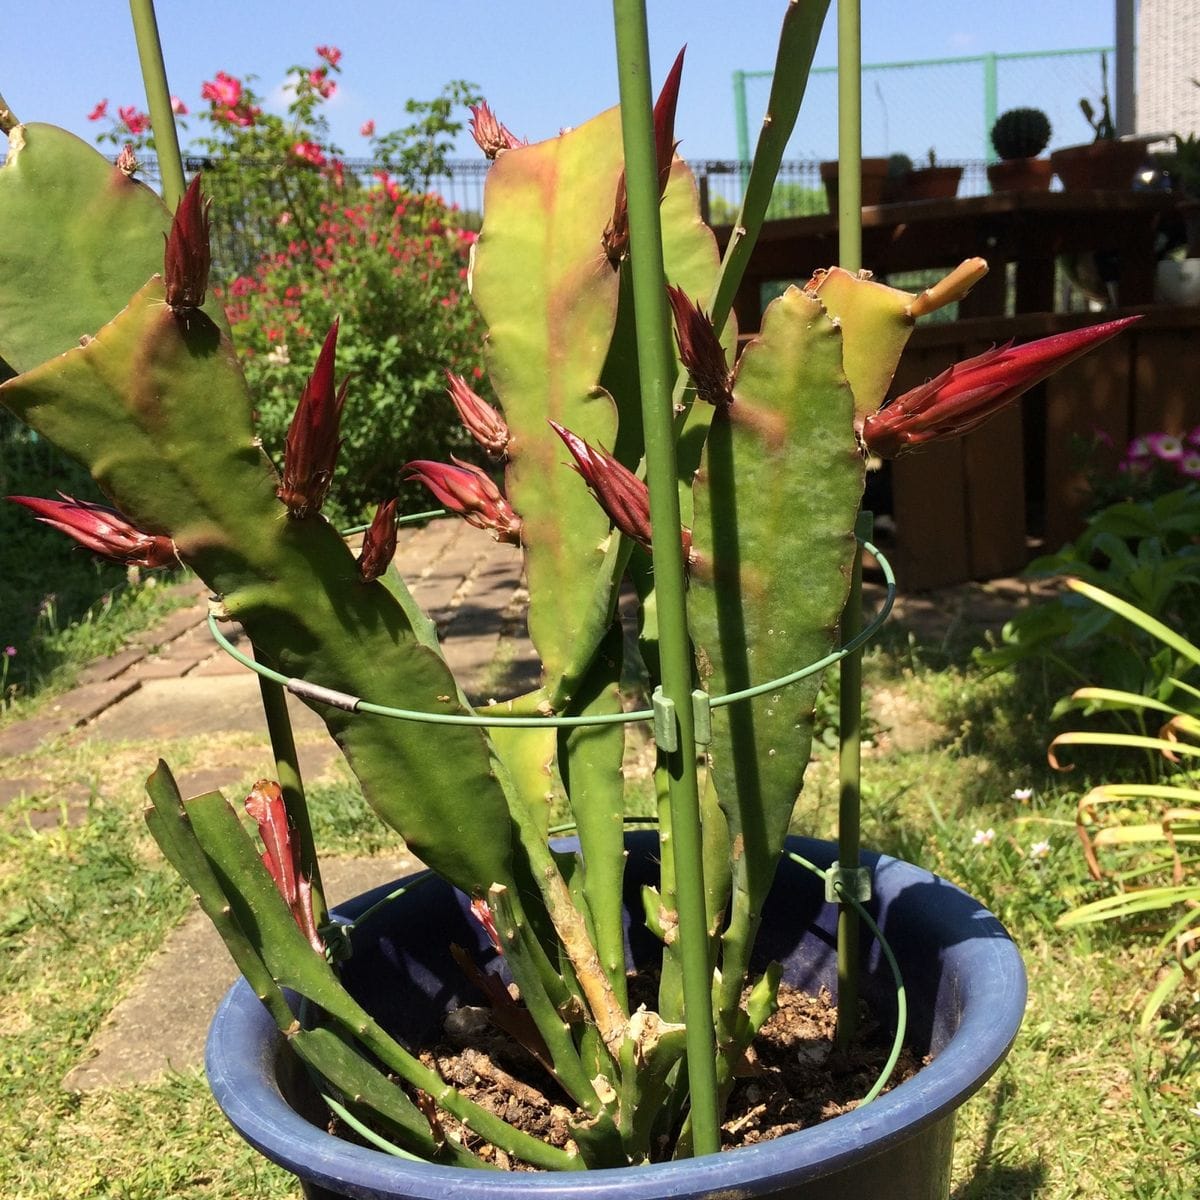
[{"x1": 207, "y1": 834, "x2": 1025, "y2": 1199}]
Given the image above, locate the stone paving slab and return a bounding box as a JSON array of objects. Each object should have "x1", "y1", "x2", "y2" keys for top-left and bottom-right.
[
  {"x1": 75, "y1": 646, "x2": 149, "y2": 686},
  {"x1": 63, "y1": 853, "x2": 423, "y2": 1092}
]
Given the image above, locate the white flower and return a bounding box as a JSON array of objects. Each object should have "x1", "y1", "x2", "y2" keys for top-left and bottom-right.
[
  {"x1": 1011, "y1": 787, "x2": 1033, "y2": 802},
  {"x1": 1029, "y1": 840, "x2": 1051, "y2": 860},
  {"x1": 265, "y1": 343, "x2": 291, "y2": 367},
  {"x1": 1188, "y1": 1101, "x2": 1200, "y2": 1119},
  {"x1": 972, "y1": 828, "x2": 996, "y2": 847}
]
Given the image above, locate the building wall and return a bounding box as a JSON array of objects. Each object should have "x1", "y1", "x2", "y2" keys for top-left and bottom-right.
[{"x1": 1138, "y1": 0, "x2": 1200, "y2": 136}]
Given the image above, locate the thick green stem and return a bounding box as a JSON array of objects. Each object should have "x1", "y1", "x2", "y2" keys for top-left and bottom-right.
[
  {"x1": 128, "y1": 0, "x2": 186, "y2": 209},
  {"x1": 709, "y1": 0, "x2": 830, "y2": 329},
  {"x1": 836, "y1": 510, "x2": 870, "y2": 1049},
  {"x1": 253, "y1": 664, "x2": 327, "y2": 927},
  {"x1": 836, "y1": 0, "x2": 863, "y2": 272},
  {"x1": 611, "y1": 0, "x2": 720, "y2": 1158}
]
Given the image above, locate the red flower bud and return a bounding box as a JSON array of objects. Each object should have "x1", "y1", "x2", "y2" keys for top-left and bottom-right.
[
  {"x1": 403, "y1": 458, "x2": 522, "y2": 545},
  {"x1": 7, "y1": 493, "x2": 176, "y2": 569},
  {"x1": 467, "y1": 100, "x2": 525, "y2": 159},
  {"x1": 163, "y1": 173, "x2": 211, "y2": 310},
  {"x1": 863, "y1": 316, "x2": 1141, "y2": 458},
  {"x1": 446, "y1": 371, "x2": 509, "y2": 458},
  {"x1": 115, "y1": 144, "x2": 140, "y2": 176},
  {"x1": 357, "y1": 498, "x2": 398, "y2": 582},
  {"x1": 245, "y1": 780, "x2": 323, "y2": 954},
  {"x1": 666, "y1": 285, "x2": 733, "y2": 409},
  {"x1": 548, "y1": 421, "x2": 694, "y2": 563},
  {"x1": 603, "y1": 46, "x2": 685, "y2": 266},
  {"x1": 470, "y1": 897, "x2": 504, "y2": 955},
  {"x1": 277, "y1": 321, "x2": 348, "y2": 518}
]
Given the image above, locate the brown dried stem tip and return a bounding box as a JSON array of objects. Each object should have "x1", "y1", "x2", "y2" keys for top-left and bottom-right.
[
  {"x1": 164, "y1": 173, "x2": 212, "y2": 309},
  {"x1": 277, "y1": 321, "x2": 348, "y2": 518}
]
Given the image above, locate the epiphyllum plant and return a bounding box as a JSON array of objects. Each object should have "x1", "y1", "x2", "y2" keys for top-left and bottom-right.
[{"x1": 0, "y1": 0, "x2": 1133, "y2": 1173}]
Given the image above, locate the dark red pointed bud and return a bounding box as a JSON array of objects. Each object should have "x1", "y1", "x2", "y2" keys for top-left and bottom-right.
[
  {"x1": 357, "y1": 498, "x2": 398, "y2": 582},
  {"x1": 403, "y1": 458, "x2": 522, "y2": 545},
  {"x1": 863, "y1": 316, "x2": 1142, "y2": 459},
  {"x1": 446, "y1": 371, "x2": 509, "y2": 458},
  {"x1": 468, "y1": 100, "x2": 526, "y2": 159},
  {"x1": 7, "y1": 492, "x2": 176, "y2": 568},
  {"x1": 245, "y1": 780, "x2": 324, "y2": 954},
  {"x1": 163, "y1": 173, "x2": 212, "y2": 309},
  {"x1": 277, "y1": 321, "x2": 348, "y2": 518},
  {"x1": 548, "y1": 421, "x2": 694, "y2": 563},
  {"x1": 603, "y1": 46, "x2": 686, "y2": 265},
  {"x1": 666, "y1": 285, "x2": 733, "y2": 408}
]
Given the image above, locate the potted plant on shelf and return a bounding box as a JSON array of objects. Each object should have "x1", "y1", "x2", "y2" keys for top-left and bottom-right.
[
  {"x1": 898, "y1": 149, "x2": 963, "y2": 202},
  {"x1": 1051, "y1": 53, "x2": 1152, "y2": 191},
  {"x1": 819, "y1": 154, "x2": 891, "y2": 208},
  {"x1": 0, "y1": 3, "x2": 1136, "y2": 1196},
  {"x1": 1156, "y1": 124, "x2": 1200, "y2": 303},
  {"x1": 987, "y1": 107, "x2": 1054, "y2": 193}
]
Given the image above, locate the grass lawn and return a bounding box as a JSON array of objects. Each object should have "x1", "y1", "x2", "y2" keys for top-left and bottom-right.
[{"x1": 0, "y1": 599, "x2": 1196, "y2": 1197}]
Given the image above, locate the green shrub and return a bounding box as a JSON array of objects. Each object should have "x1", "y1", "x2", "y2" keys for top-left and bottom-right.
[{"x1": 219, "y1": 181, "x2": 485, "y2": 521}]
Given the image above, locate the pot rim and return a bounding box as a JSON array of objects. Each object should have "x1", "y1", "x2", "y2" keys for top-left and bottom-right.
[{"x1": 206, "y1": 838, "x2": 1026, "y2": 1199}]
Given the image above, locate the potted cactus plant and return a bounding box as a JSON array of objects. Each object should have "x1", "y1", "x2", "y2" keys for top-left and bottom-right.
[
  {"x1": 899, "y1": 149, "x2": 963, "y2": 202},
  {"x1": 1051, "y1": 54, "x2": 1152, "y2": 191},
  {"x1": 0, "y1": 2, "x2": 1136, "y2": 1196},
  {"x1": 987, "y1": 107, "x2": 1054, "y2": 193}
]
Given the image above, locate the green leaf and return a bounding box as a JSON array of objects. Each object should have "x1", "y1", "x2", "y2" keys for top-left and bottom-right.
[
  {"x1": 470, "y1": 107, "x2": 624, "y2": 706},
  {"x1": 1068, "y1": 577, "x2": 1200, "y2": 670},
  {"x1": 0, "y1": 123, "x2": 225, "y2": 376}
]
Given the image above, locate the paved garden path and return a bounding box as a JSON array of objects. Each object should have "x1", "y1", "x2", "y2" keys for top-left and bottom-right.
[{"x1": 0, "y1": 517, "x2": 1055, "y2": 1092}]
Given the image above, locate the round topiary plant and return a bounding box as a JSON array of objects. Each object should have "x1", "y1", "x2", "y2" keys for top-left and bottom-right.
[{"x1": 990, "y1": 108, "x2": 1052, "y2": 161}]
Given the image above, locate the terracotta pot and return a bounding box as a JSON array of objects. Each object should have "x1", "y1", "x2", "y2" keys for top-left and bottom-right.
[
  {"x1": 1050, "y1": 139, "x2": 1152, "y2": 191},
  {"x1": 986, "y1": 157, "x2": 1054, "y2": 194},
  {"x1": 206, "y1": 833, "x2": 1027, "y2": 1200},
  {"x1": 897, "y1": 165, "x2": 963, "y2": 202},
  {"x1": 820, "y1": 158, "x2": 891, "y2": 209}
]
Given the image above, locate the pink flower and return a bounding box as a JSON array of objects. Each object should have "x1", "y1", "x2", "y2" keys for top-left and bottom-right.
[
  {"x1": 360, "y1": 119, "x2": 376, "y2": 138},
  {"x1": 292, "y1": 141, "x2": 327, "y2": 168},
  {"x1": 201, "y1": 71, "x2": 242, "y2": 109},
  {"x1": 1180, "y1": 454, "x2": 1200, "y2": 479},
  {"x1": 315, "y1": 44, "x2": 342, "y2": 68},
  {"x1": 7, "y1": 493, "x2": 176, "y2": 569},
  {"x1": 308, "y1": 68, "x2": 337, "y2": 99},
  {"x1": 863, "y1": 317, "x2": 1141, "y2": 458},
  {"x1": 170, "y1": 95, "x2": 189, "y2": 116},
  {"x1": 118, "y1": 105, "x2": 150, "y2": 135},
  {"x1": 4, "y1": 647, "x2": 16, "y2": 658},
  {"x1": 87, "y1": 99, "x2": 108, "y2": 121},
  {"x1": 1146, "y1": 432, "x2": 1185, "y2": 461}
]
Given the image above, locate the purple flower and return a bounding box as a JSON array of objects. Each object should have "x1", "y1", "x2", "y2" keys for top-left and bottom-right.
[
  {"x1": 1146, "y1": 433, "x2": 1185, "y2": 462},
  {"x1": 3, "y1": 646, "x2": 15, "y2": 658}
]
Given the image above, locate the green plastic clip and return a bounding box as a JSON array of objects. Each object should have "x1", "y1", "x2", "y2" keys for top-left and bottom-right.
[
  {"x1": 825, "y1": 864, "x2": 872, "y2": 905},
  {"x1": 652, "y1": 687, "x2": 678, "y2": 753},
  {"x1": 691, "y1": 689, "x2": 712, "y2": 747}
]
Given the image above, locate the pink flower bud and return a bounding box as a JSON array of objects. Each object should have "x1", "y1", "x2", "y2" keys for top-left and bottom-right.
[
  {"x1": 446, "y1": 372, "x2": 509, "y2": 458},
  {"x1": 116, "y1": 144, "x2": 140, "y2": 176},
  {"x1": 87, "y1": 99, "x2": 108, "y2": 121},
  {"x1": 470, "y1": 897, "x2": 504, "y2": 955},
  {"x1": 245, "y1": 781, "x2": 324, "y2": 954},
  {"x1": 7, "y1": 493, "x2": 176, "y2": 569},
  {"x1": 277, "y1": 321, "x2": 348, "y2": 518},
  {"x1": 467, "y1": 101, "x2": 525, "y2": 159},
  {"x1": 666, "y1": 285, "x2": 732, "y2": 409},
  {"x1": 863, "y1": 316, "x2": 1141, "y2": 458},
  {"x1": 357, "y1": 498, "x2": 398, "y2": 582},
  {"x1": 170, "y1": 95, "x2": 189, "y2": 116},
  {"x1": 360, "y1": 119, "x2": 376, "y2": 138},
  {"x1": 403, "y1": 458, "x2": 522, "y2": 545},
  {"x1": 549, "y1": 421, "x2": 694, "y2": 563},
  {"x1": 163, "y1": 173, "x2": 211, "y2": 309}
]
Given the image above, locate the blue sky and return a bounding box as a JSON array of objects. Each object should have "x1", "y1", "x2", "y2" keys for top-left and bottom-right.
[{"x1": 3, "y1": 3, "x2": 1118, "y2": 164}]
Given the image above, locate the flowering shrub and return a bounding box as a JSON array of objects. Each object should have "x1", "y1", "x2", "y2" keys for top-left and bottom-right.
[
  {"x1": 220, "y1": 176, "x2": 485, "y2": 519},
  {"x1": 89, "y1": 47, "x2": 487, "y2": 518}
]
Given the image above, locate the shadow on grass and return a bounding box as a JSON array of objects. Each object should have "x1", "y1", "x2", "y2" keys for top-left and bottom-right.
[{"x1": 952, "y1": 1078, "x2": 1047, "y2": 1199}]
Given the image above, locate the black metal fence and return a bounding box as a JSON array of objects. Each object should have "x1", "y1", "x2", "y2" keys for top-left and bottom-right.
[{"x1": 131, "y1": 155, "x2": 990, "y2": 279}]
